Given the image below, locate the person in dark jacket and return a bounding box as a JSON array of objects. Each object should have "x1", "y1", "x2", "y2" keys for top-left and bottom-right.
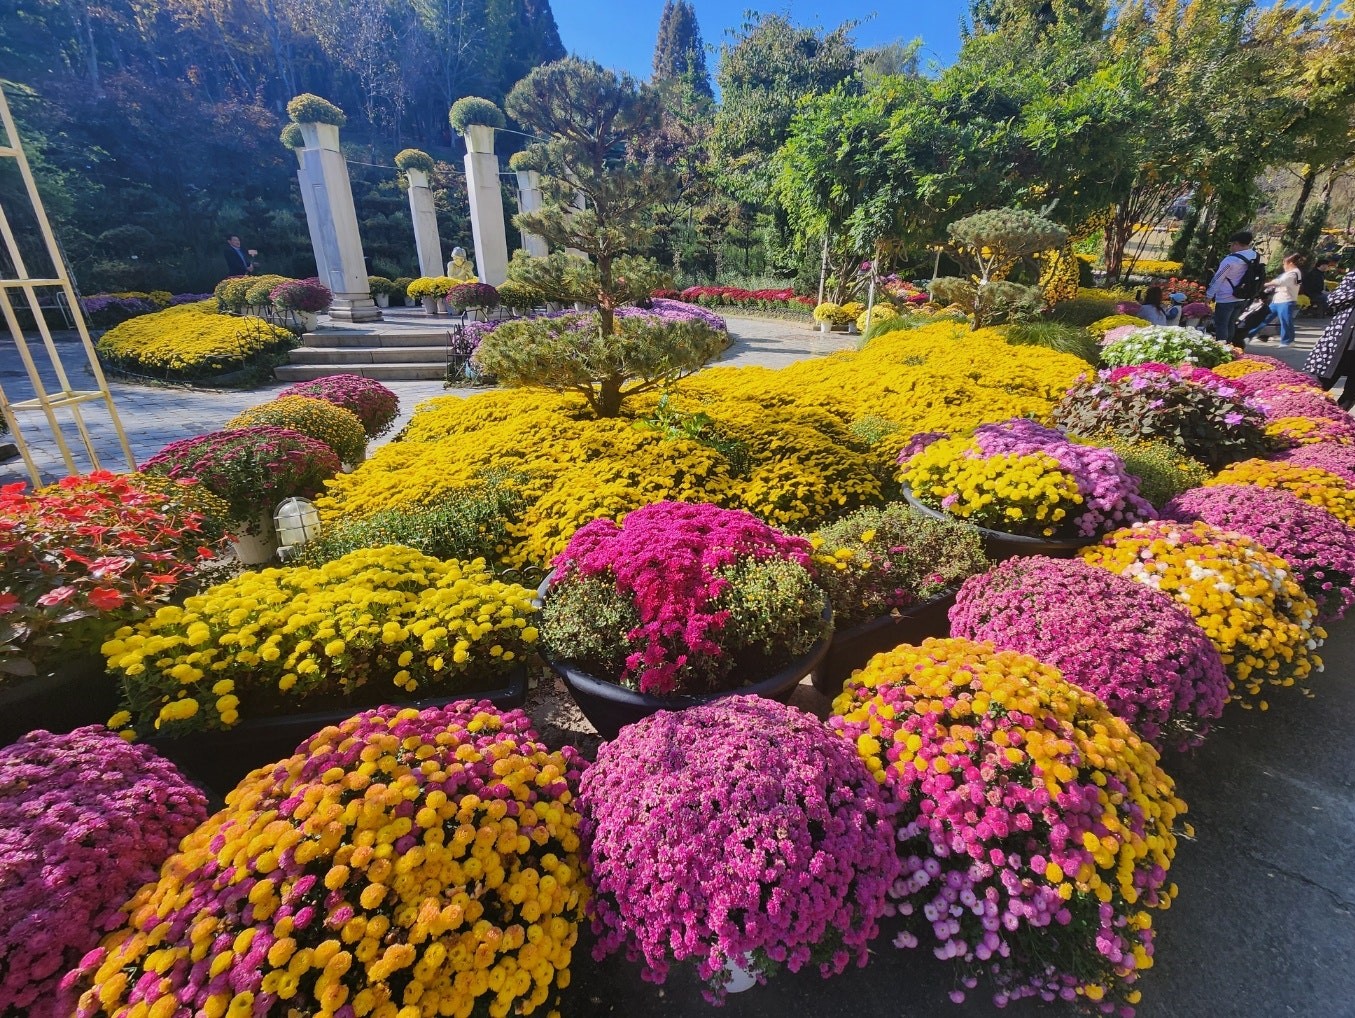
[
  {"x1": 223, "y1": 235, "x2": 255, "y2": 276},
  {"x1": 1301, "y1": 261, "x2": 1331, "y2": 316},
  {"x1": 1305, "y1": 271, "x2": 1355, "y2": 409}
]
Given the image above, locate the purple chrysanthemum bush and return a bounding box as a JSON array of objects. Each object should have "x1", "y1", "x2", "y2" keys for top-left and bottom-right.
[
  {"x1": 831, "y1": 639, "x2": 1186, "y2": 1015},
  {"x1": 277, "y1": 374, "x2": 400, "y2": 438},
  {"x1": 1276, "y1": 441, "x2": 1355, "y2": 483},
  {"x1": 0, "y1": 727, "x2": 207, "y2": 1018},
  {"x1": 950, "y1": 556, "x2": 1230, "y2": 748},
  {"x1": 1164, "y1": 484, "x2": 1355, "y2": 624},
  {"x1": 578, "y1": 696, "x2": 897, "y2": 1004}
]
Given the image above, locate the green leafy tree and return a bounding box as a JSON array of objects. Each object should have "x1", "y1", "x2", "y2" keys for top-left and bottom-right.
[{"x1": 652, "y1": 0, "x2": 712, "y2": 99}]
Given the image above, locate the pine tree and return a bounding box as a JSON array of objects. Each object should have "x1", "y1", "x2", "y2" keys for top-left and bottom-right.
[{"x1": 652, "y1": 0, "x2": 713, "y2": 98}]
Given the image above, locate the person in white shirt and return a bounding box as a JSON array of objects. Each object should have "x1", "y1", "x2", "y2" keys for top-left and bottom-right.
[
  {"x1": 1206, "y1": 230, "x2": 1260, "y2": 348},
  {"x1": 1135, "y1": 286, "x2": 1181, "y2": 326},
  {"x1": 1250, "y1": 253, "x2": 1303, "y2": 345}
]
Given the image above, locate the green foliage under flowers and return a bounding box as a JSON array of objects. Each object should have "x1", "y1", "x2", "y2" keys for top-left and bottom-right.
[
  {"x1": 1084, "y1": 436, "x2": 1213, "y2": 508},
  {"x1": 449, "y1": 96, "x2": 507, "y2": 131},
  {"x1": 1100, "y1": 325, "x2": 1235, "y2": 369},
  {"x1": 300, "y1": 476, "x2": 526, "y2": 568},
  {"x1": 394, "y1": 148, "x2": 436, "y2": 173},
  {"x1": 541, "y1": 558, "x2": 827, "y2": 691},
  {"x1": 244, "y1": 274, "x2": 290, "y2": 307},
  {"x1": 931, "y1": 278, "x2": 1044, "y2": 330},
  {"x1": 367, "y1": 276, "x2": 395, "y2": 295},
  {"x1": 1002, "y1": 321, "x2": 1101, "y2": 364},
  {"x1": 286, "y1": 93, "x2": 347, "y2": 126},
  {"x1": 472, "y1": 313, "x2": 728, "y2": 418},
  {"x1": 495, "y1": 279, "x2": 544, "y2": 310},
  {"x1": 811, "y1": 503, "x2": 989, "y2": 628},
  {"x1": 508, "y1": 149, "x2": 545, "y2": 173},
  {"x1": 392, "y1": 277, "x2": 414, "y2": 302},
  {"x1": 864, "y1": 312, "x2": 965, "y2": 343},
  {"x1": 279, "y1": 123, "x2": 303, "y2": 149},
  {"x1": 1047, "y1": 291, "x2": 1121, "y2": 327},
  {"x1": 633, "y1": 393, "x2": 752, "y2": 476}
]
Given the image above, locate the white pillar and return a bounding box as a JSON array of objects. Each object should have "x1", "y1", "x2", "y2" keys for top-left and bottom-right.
[
  {"x1": 297, "y1": 120, "x2": 380, "y2": 322},
  {"x1": 514, "y1": 170, "x2": 549, "y2": 258},
  {"x1": 462, "y1": 125, "x2": 508, "y2": 286},
  {"x1": 405, "y1": 167, "x2": 444, "y2": 278},
  {"x1": 294, "y1": 147, "x2": 334, "y2": 284}
]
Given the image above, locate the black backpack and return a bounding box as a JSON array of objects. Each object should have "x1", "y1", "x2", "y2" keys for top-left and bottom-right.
[{"x1": 1230, "y1": 252, "x2": 1265, "y2": 301}]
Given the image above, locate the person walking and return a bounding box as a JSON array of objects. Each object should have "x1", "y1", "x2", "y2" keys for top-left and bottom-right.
[
  {"x1": 223, "y1": 234, "x2": 256, "y2": 277},
  {"x1": 1249, "y1": 253, "x2": 1304, "y2": 346},
  {"x1": 1305, "y1": 270, "x2": 1355, "y2": 409},
  {"x1": 1206, "y1": 230, "x2": 1262, "y2": 348}
]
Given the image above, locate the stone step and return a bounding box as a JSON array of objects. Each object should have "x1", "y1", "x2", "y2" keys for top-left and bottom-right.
[
  {"x1": 303, "y1": 329, "x2": 457, "y2": 348},
  {"x1": 274, "y1": 363, "x2": 446, "y2": 382},
  {"x1": 288, "y1": 345, "x2": 448, "y2": 365}
]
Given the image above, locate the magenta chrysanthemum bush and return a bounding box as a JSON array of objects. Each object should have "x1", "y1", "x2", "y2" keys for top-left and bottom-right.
[
  {"x1": 548, "y1": 501, "x2": 820, "y2": 695},
  {"x1": 1164, "y1": 484, "x2": 1355, "y2": 623},
  {"x1": 278, "y1": 375, "x2": 400, "y2": 438},
  {"x1": 950, "y1": 556, "x2": 1228, "y2": 747},
  {"x1": 579, "y1": 696, "x2": 897, "y2": 1004},
  {"x1": 831, "y1": 639, "x2": 1185, "y2": 1014},
  {"x1": 1249, "y1": 386, "x2": 1351, "y2": 425},
  {"x1": 0, "y1": 727, "x2": 207, "y2": 1018},
  {"x1": 1276, "y1": 442, "x2": 1355, "y2": 483},
  {"x1": 1226, "y1": 364, "x2": 1324, "y2": 396}
]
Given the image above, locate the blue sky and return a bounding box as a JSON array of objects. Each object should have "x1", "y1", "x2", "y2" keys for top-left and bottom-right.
[{"x1": 552, "y1": 0, "x2": 971, "y2": 81}]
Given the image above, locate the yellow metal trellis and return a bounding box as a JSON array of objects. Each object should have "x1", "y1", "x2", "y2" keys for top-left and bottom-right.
[{"x1": 0, "y1": 86, "x2": 134, "y2": 486}]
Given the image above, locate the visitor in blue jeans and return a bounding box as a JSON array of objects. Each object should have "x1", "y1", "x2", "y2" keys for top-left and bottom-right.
[{"x1": 1250, "y1": 253, "x2": 1304, "y2": 346}]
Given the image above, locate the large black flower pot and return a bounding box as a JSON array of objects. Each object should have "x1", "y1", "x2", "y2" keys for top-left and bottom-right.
[
  {"x1": 146, "y1": 666, "x2": 528, "y2": 795},
  {"x1": 0, "y1": 656, "x2": 120, "y2": 747},
  {"x1": 813, "y1": 590, "x2": 958, "y2": 698},
  {"x1": 900, "y1": 488, "x2": 1096, "y2": 562},
  {"x1": 536, "y1": 575, "x2": 832, "y2": 740}
]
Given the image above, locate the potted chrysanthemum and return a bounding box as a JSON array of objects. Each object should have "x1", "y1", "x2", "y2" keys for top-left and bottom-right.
[
  {"x1": 537, "y1": 501, "x2": 832, "y2": 738},
  {"x1": 899, "y1": 419, "x2": 1156, "y2": 560},
  {"x1": 579, "y1": 697, "x2": 896, "y2": 1002},
  {"x1": 809, "y1": 503, "x2": 988, "y2": 695}
]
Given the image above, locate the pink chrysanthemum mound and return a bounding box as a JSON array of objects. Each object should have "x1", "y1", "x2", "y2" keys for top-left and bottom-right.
[
  {"x1": 1276, "y1": 441, "x2": 1355, "y2": 483},
  {"x1": 1165, "y1": 483, "x2": 1355, "y2": 623},
  {"x1": 579, "y1": 696, "x2": 897, "y2": 1004},
  {"x1": 950, "y1": 556, "x2": 1229, "y2": 747},
  {"x1": 278, "y1": 374, "x2": 400, "y2": 438},
  {"x1": 0, "y1": 727, "x2": 207, "y2": 1018}
]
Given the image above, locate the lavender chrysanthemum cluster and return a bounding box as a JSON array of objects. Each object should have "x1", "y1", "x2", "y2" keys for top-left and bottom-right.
[
  {"x1": 1165, "y1": 483, "x2": 1355, "y2": 623},
  {"x1": 950, "y1": 556, "x2": 1229, "y2": 747},
  {"x1": 969, "y1": 419, "x2": 1156, "y2": 536},
  {"x1": 0, "y1": 727, "x2": 207, "y2": 1018},
  {"x1": 579, "y1": 696, "x2": 897, "y2": 1004},
  {"x1": 1277, "y1": 442, "x2": 1355, "y2": 483},
  {"x1": 1250, "y1": 387, "x2": 1352, "y2": 425}
]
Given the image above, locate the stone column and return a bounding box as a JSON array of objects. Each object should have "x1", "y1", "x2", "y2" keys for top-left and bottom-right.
[
  {"x1": 293, "y1": 147, "x2": 334, "y2": 284},
  {"x1": 297, "y1": 120, "x2": 381, "y2": 322},
  {"x1": 461, "y1": 124, "x2": 508, "y2": 285},
  {"x1": 514, "y1": 169, "x2": 548, "y2": 258},
  {"x1": 405, "y1": 168, "x2": 444, "y2": 278}
]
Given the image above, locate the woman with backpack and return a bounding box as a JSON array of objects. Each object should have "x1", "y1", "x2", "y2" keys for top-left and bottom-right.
[
  {"x1": 1305, "y1": 270, "x2": 1355, "y2": 409},
  {"x1": 1206, "y1": 231, "x2": 1263, "y2": 348}
]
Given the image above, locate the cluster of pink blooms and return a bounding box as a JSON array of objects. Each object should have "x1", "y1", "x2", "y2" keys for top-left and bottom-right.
[
  {"x1": 552, "y1": 501, "x2": 813, "y2": 694},
  {"x1": 1165, "y1": 484, "x2": 1355, "y2": 623},
  {"x1": 578, "y1": 697, "x2": 897, "y2": 1004},
  {"x1": 1278, "y1": 442, "x2": 1355, "y2": 482},
  {"x1": 0, "y1": 727, "x2": 207, "y2": 1018},
  {"x1": 1105, "y1": 362, "x2": 1244, "y2": 396},
  {"x1": 1249, "y1": 387, "x2": 1352, "y2": 426},
  {"x1": 1226, "y1": 363, "x2": 1326, "y2": 396},
  {"x1": 967, "y1": 419, "x2": 1157, "y2": 536},
  {"x1": 278, "y1": 374, "x2": 400, "y2": 438},
  {"x1": 950, "y1": 556, "x2": 1229, "y2": 747}
]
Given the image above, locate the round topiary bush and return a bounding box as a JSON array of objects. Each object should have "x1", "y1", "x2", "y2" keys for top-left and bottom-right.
[
  {"x1": 508, "y1": 149, "x2": 545, "y2": 173},
  {"x1": 286, "y1": 92, "x2": 346, "y2": 126},
  {"x1": 279, "y1": 122, "x2": 303, "y2": 149},
  {"x1": 278, "y1": 374, "x2": 400, "y2": 438},
  {"x1": 450, "y1": 96, "x2": 506, "y2": 132},
  {"x1": 394, "y1": 147, "x2": 436, "y2": 174},
  {"x1": 66, "y1": 704, "x2": 587, "y2": 1018},
  {"x1": 227, "y1": 395, "x2": 367, "y2": 465}
]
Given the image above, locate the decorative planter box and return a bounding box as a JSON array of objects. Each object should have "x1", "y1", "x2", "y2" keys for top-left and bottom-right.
[
  {"x1": 0, "y1": 655, "x2": 118, "y2": 747},
  {"x1": 901, "y1": 488, "x2": 1095, "y2": 562},
  {"x1": 813, "y1": 589, "x2": 957, "y2": 697}
]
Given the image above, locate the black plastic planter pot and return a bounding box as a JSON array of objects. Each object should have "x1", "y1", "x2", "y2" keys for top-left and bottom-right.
[
  {"x1": 536, "y1": 574, "x2": 832, "y2": 740},
  {"x1": 146, "y1": 666, "x2": 528, "y2": 795},
  {"x1": 813, "y1": 590, "x2": 958, "y2": 698},
  {"x1": 900, "y1": 488, "x2": 1096, "y2": 562},
  {"x1": 0, "y1": 656, "x2": 119, "y2": 747}
]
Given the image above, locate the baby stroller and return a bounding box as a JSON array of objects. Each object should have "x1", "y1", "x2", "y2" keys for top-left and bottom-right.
[{"x1": 1237, "y1": 292, "x2": 1276, "y2": 339}]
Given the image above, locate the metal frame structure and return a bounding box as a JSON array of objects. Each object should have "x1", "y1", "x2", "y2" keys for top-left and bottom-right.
[{"x1": 0, "y1": 87, "x2": 134, "y2": 486}]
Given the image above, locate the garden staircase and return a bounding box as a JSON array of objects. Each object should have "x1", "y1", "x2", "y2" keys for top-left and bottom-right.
[{"x1": 275, "y1": 325, "x2": 452, "y2": 382}]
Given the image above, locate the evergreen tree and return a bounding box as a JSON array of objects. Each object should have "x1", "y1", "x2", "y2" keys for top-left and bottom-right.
[{"x1": 652, "y1": 0, "x2": 713, "y2": 99}]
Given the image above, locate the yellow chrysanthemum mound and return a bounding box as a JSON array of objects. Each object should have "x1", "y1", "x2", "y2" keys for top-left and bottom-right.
[
  {"x1": 228, "y1": 395, "x2": 369, "y2": 464},
  {"x1": 829, "y1": 638, "x2": 1183, "y2": 1012},
  {"x1": 96, "y1": 300, "x2": 295, "y2": 378},
  {"x1": 319, "y1": 324, "x2": 1085, "y2": 566},
  {"x1": 1209, "y1": 459, "x2": 1355, "y2": 527},
  {"x1": 68, "y1": 704, "x2": 585, "y2": 1018},
  {"x1": 1088, "y1": 314, "x2": 1148, "y2": 337},
  {"x1": 1081, "y1": 521, "x2": 1325, "y2": 704},
  {"x1": 1212, "y1": 359, "x2": 1274, "y2": 379},
  {"x1": 104, "y1": 546, "x2": 539, "y2": 736}
]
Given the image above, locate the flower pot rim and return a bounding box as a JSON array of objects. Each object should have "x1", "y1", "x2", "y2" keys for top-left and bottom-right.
[
  {"x1": 834, "y1": 587, "x2": 959, "y2": 642},
  {"x1": 535, "y1": 571, "x2": 832, "y2": 708},
  {"x1": 899, "y1": 485, "x2": 1096, "y2": 549}
]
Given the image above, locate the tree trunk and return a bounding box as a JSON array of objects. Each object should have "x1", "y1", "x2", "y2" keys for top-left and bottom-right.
[
  {"x1": 595, "y1": 376, "x2": 623, "y2": 417},
  {"x1": 1283, "y1": 166, "x2": 1317, "y2": 250}
]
